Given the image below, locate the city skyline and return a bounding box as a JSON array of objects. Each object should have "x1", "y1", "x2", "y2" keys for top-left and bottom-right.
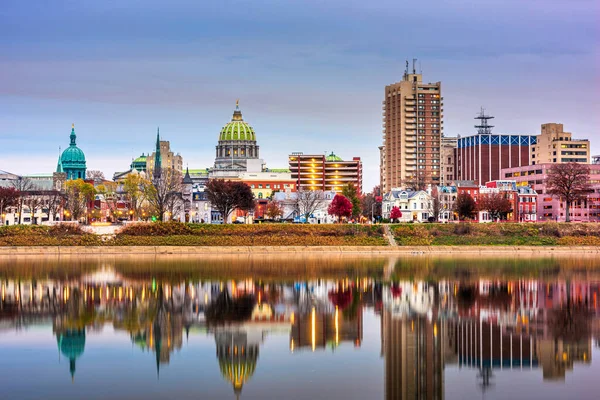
[{"x1": 1, "y1": 0, "x2": 598, "y2": 190}]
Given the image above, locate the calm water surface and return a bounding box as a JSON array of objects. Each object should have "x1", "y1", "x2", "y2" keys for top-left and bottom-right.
[{"x1": 1, "y1": 254, "x2": 599, "y2": 400}]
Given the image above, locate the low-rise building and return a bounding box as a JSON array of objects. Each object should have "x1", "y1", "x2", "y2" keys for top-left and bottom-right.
[
  {"x1": 289, "y1": 152, "x2": 362, "y2": 194},
  {"x1": 502, "y1": 163, "x2": 600, "y2": 222},
  {"x1": 382, "y1": 189, "x2": 433, "y2": 222},
  {"x1": 272, "y1": 190, "x2": 337, "y2": 224}
]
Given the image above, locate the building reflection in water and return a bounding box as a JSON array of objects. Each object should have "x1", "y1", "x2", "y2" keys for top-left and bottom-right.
[{"x1": 0, "y1": 268, "x2": 599, "y2": 398}]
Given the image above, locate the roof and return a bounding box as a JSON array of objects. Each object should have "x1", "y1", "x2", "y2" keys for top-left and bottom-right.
[
  {"x1": 325, "y1": 152, "x2": 343, "y2": 162},
  {"x1": 219, "y1": 103, "x2": 256, "y2": 142}
]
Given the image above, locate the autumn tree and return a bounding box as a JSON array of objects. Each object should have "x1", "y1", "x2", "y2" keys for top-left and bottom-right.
[
  {"x1": 146, "y1": 168, "x2": 183, "y2": 222},
  {"x1": 96, "y1": 182, "x2": 121, "y2": 221},
  {"x1": 479, "y1": 192, "x2": 512, "y2": 221},
  {"x1": 65, "y1": 179, "x2": 96, "y2": 222},
  {"x1": 546, "y1": 163, "x2": 592, "y2": 222},
  {"x1": 0, "y1": 187, "x2": 20, "y2": 225},
  {"x1": 206, "y1": 179, "x2": 255, "y2": 223},
  {"x1": 11, "y1": 177, "x2": 34, "y2": 224},
  {"x1": 328, "y1": 194, "x2": 352, "y2": 222},
  {"x1": 361, "y1": 185, "x2": 382, "y2": 221},
  {"x1": 294, "y1": 190, "x2": 327, "y2": 222},
  {"x1": 341, "y1": 183, "x2": 361, "y2": 218},
  {"x1": 123, "y1": 174, "x2": 150, "y2": 220},
  {"x1": 390, "y1": 206, "x2": 402, "y2": 223},
  {"x1": 265, "y1": 200, "x2": 283, "y2": 220},
  {"x1": 454, "y1": 192, "x2": 477, "y2": 221}
]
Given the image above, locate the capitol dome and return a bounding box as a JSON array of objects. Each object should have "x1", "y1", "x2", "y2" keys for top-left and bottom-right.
[
  {"x1": 59, "y1": 124, "x2": 87, "y2": 180},
  {"x1": 214, "y1": 101, "x2": 260, "y2": 171}
]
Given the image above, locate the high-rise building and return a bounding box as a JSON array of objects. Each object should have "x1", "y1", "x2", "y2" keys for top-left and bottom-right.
[
  {"x1": 531, "y1": 123, "x2": 590, "y2": 164},
  {"x1": 289, "y1": 152, "x2": 362, "y2": 193},
  {"x1": 381, "y1": 60, "x2": 442, "y2": 193},
  {"x1": 454, "y1": 109, "x2": 536, "y2": 184}
]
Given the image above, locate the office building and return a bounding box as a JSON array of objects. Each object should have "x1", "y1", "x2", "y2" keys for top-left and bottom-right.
[
  {"x1": 531, "y1": 123, "x2": 590, "y2": 164},
  {"x1": 289, "y1": 152, "x2": 362, "y2": 193}
]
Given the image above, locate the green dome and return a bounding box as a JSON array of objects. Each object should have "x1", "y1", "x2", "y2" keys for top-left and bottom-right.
[
  {"x1": 61, "y1": 124, "x2": 86, "y2": 166},
  {"x1": 133, "y1": 154, "x2": 147, "y2": 163},
  {"x1": 326, "y1": 152, "x2": 343, "y2": 162},
  {"x1": 219, "y1": 102, "x2": 256, "y2": 141}
]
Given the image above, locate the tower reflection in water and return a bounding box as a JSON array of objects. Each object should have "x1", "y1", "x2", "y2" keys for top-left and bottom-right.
[{"x1": 0, "y1": 268, "x2": 599, "y2": 398}]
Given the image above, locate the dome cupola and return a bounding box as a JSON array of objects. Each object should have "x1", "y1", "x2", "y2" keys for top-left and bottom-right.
[{"x1": 60, "y1": 124, "x2": 87, "y2": 180}]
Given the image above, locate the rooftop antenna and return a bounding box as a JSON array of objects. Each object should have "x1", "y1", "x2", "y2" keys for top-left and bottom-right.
[
  {"x1": 412, "y1": 58, "x2": 417, "y2": 74},
  {"x1": 419, "y1": 60, "x2": 422, "y2": 74},
  {"x1": 404, "y1": 60, "x2": 409, "y2": 79},
  {"x1": 474, "y1": 107, "x2": 495, "y2": 135}
]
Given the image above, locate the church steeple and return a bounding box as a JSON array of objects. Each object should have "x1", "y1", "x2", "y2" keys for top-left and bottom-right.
[
  {"x1": 56, "y1": 147, "x2": 63, "y2": 173},
  {"x1": 153, "y1": 127, "x2": 162, "y2": 181}
]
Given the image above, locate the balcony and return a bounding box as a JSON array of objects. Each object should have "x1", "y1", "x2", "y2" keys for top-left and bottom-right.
[
  {"x1": 405, "y1": 101, "x2": 416, "y2": 106},
  {"x1": 405, "y1": 118, "x2": 416, "y2": 123}
]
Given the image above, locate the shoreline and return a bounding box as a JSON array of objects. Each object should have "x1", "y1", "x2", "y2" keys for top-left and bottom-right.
[{"x1": 2, "y1": 245, "x2": 600, "y2": 256}]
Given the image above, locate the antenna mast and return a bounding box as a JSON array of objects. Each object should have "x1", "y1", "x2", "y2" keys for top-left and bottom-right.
[{"x1": 474, "y1": 107, "x2": 495, "y2": 135}]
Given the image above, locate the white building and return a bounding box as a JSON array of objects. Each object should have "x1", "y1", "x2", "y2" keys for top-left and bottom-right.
[
  {"x1": 272, "y1": 190, "x2": 337, "y2": 224},
  {"x1": 382, "y1": 189, "x2": 433, "y2": 222}
]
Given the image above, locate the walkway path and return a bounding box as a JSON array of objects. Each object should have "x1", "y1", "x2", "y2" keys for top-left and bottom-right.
[{"x1": 383, "y1": 225, "x2": 397, "y2": 247}]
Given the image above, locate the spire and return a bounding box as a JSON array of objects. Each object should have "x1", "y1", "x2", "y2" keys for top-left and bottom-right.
[
  {"x1": 182, "y1": 166, "x2": 193, "y2": 184},
  {"x1": 153, "y1": 127, "x2": 162, "y2": 181},
  {"x1": 56, "y1": 147, "x2": 63, "y2": 173},
  {"x1": 70, "y1": 123, "x2": 77, "y2": 146}
]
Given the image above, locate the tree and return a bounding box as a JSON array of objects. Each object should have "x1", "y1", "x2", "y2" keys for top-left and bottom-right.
[
  {"x1": 96, "y1": 182, "x2": 121, "y2": 222},
  {"x1": 390, "y1": 206, "x2": 402, "y2": 223},
  {"x1": 341, "y1": 183, "x2": 361, "y2": 218},
  {"x1": 86, "y1": 170, "x2": 105, "y2": 183},
  {"x1": 479, "y1": 192, "x2": 512, "y2": 221},
  {"x1": 328, "y1": 194, "x2": 352, "y2": 222},
  {"x1": 294, "y1": 190, "x2": 327, "y2": 222},
  {"x1": 11, "y1": 177, "x2": 34, "y2": 224},
  {"x1": 45, "y1": 190, "x2": 64, "y2": 222},
  {"x1": 206, "y1": 179, "x2": 255, "y2": 223},
  {"x1": 23, "y1": 193, "x2": 43, "y2": 225},
  {"x1": 65, "y1": 179, "x2": 96, "y2": 222},
  {"x1": 0, "y1": 187, "x2": 20, "y2": 225},
  {"x1": 403, "y1": 174, "x2": 426, "y2": 191},
  {"x1": 265, "y1": 200, "x2": 283, "y2": 220},
  {"x1": 146, "y1": 168, "x2": 183, "y2": 222},
  {"x1": 454, "y1": 192, "x2": 477, "y2": 221},
  {"x1": 546, "y1": 163, "x2": 592, "y2": 222},
  {"x1": 123, "y1": 174, "x2": 151, "y2": 220}
]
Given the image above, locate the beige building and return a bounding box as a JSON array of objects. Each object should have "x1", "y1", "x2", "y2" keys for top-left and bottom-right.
[
  {"x1": 289, "y1": 152, "x2": 362, "y2": 193},
  {"x1": 147, "y1": 140, "x2": 183, "y2": 176},
  {"x1": 531, "y1": 123, "x2": 590, "y2": 165},
  {"x1": 440, "y1": 136, "x2": 457, "y2": 186},
  {"x1": 381, "y1": 61, "x2": 443, "y2": 193}
]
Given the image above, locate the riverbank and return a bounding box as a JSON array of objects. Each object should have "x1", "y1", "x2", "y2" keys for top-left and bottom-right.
[{"x1": 2, "y1": 245, "x2": 600, "y2": 255}]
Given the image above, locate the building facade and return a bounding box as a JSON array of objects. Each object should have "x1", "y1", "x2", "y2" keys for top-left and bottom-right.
[
  {"x1": 382, "y1": 189, "x2": 433, "y2": 222},
  {"x1": 289, "y1": 152, "x2": 362, "y2": 193},
  {"x1": 440, "y1": 136, "x2": 457, "y2": 186},
  {"x1": 381, "y1": 61, "x2": 442, "y2": 193},
  {"x1": 502, "y1": 163, "x2": 600, "y2": 222},
  {"x1": 238, "y1": 171, "x2": 295, "y2": 200},
  {"x1": 532, "y1": 123, "x2": 590, "y2": 165}
]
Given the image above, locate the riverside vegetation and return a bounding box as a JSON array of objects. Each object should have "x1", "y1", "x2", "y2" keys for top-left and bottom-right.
[{"x1": 1, "y1": 222, "x2": 600, "y2": 247}]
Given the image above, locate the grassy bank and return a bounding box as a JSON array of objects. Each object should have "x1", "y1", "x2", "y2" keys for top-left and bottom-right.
[
  {"x1": 0, "y1": 223, "x2": 387, "y2": 246},
  {"x1": 391, "y1": 222, "x2": 600, "y2": 246}
]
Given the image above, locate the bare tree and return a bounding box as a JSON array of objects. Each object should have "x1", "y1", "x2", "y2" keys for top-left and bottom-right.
[
  {"x1": 478, "y1": 192, "x2": 512, "y2": 221},
  {"x1": 45, "y1": 191, "x2": 64, "y2": 222},
  {"x1": 294, "y1": 190, "x2": 327, "y2": 222},
  {"x1": 86, "y1": 170, "x2": 106, "y2": 183},
  {"x1": 11, "y1": 177, "x2": 34, "y2": 224},
  {"x1": 23, "y1": 193, "x2": 43, "y2": 225},
  {"x1": 428, "y1": 188, "x2": 442, "y2": 222},
  {"x1": 146, "y1": 168, "x2": 183, "y2": 221},
  {"x1": 0, "y1": 187, "x2": 20, "y2": 225},
  {"x1": 547, "y1": 163, "x2": 592, "y2": 222}
]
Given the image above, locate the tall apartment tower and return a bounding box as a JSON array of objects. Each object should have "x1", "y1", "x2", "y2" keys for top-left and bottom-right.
[{"x1": 380, "y1": 60, "x2": 442, "y2": 193}]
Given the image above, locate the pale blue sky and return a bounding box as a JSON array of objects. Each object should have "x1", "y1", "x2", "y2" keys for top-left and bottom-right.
[{"x1": 1, "y1": 0, "x2": 598, "y2": 190}]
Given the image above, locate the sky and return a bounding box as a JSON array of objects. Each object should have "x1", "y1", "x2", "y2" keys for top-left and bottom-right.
[{"x1": 1, "y1": 0, "x2": 598, "y2": 191}]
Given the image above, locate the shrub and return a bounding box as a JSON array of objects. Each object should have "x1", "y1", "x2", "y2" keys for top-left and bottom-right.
[{"x1": 453, "y1": 223, "x2": 471, "y2": 235}]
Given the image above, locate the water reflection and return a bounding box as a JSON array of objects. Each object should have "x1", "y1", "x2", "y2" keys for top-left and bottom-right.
[{"x1": 1, "y1": 258, "x2": 599, "y2": 399}]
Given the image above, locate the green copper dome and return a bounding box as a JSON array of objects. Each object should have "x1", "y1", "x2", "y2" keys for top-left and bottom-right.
[
  {"x1": 219, "y1": 101, "x2": 256, "y2": 141},
  {"x1": 61, "y1": 124, "x2": 86, "y2": 166},
  {"x1": 60, "y1": 124, "x2": 87, "y2": 180},
  {"x1": 326, "y1": 152, "x2": 343, "y2": 162}
]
